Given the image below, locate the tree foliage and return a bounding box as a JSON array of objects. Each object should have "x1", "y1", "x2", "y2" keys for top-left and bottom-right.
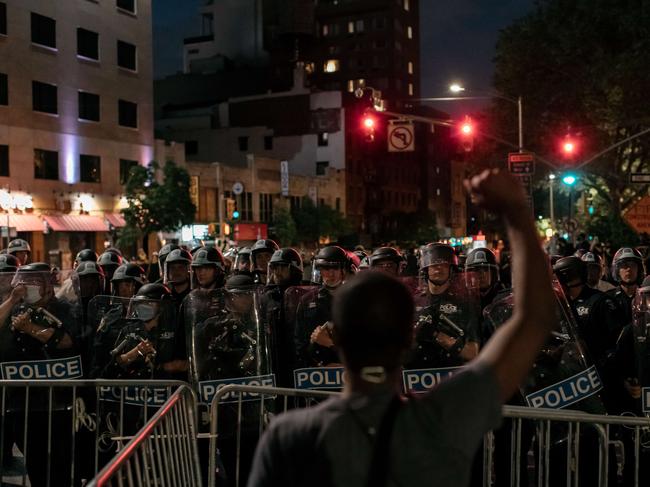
[
  {"x1": 118, "y1": 161, "x2": 196, "y2": 247},
  {"x1": 272, "y1": 207, "x2": 298, "y2": 246},
  {"x1": 291, "y1": 198, "x2": 352, "y2": 245},
  {"x1": 492, "y1": 0, "x2": 650, "y2": 241}
]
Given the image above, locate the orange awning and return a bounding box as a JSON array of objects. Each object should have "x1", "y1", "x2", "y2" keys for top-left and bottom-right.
[
  {"x1": 104, "y1": 212, "x2": 126, "y2": 228},
  {"x1": 0, "y1": 214, "x2": 44, "y2": 232},
  {"x1": 43, "y1": 215, "x2": 108, "y2": 232}
]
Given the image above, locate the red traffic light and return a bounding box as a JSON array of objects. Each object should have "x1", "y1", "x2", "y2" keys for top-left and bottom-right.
[
  {"x1": 362, "y1": 115, "x2": 376, "y2": 130},
  {"x1": 560, "y1": 135, "x2": 579, "y2": 159},
  {"x1": 361, "y1": 114, "x2": 376, "y2": 142},
  {"x1": 461, "y1": 121, "x2": 473, "y2": 135}
]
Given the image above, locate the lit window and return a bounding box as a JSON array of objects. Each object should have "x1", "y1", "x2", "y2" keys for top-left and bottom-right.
[
  {"x1": 348, "y1": 21, "x2": 354, "y2": 34},
  {"x1": 407, "y1": 26, "x2": 413, "y2": 39},
  {"x1": 322, "y1": 24, "x2": 329, "y2": 36},
  {"x1": 305, "y1": 62, "x2": 315, "y2": 74},
  {"x1": 404, "y1": 0, "x2": 410, "y2": 11},
  {"x1": 324, "y1": 59, "x2": 339, "y2": 73},
  {"x1": 408, "y1": 61, "x2": 414, "y2": 74},
  {"x1": 347, "y1": 80, "x2": 354, "y2": 92},
  {"x1": 408, "y1": 83, "x2": 414, "y2": 96}
]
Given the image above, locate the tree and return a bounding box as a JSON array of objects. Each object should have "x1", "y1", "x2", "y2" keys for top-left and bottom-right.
[
  {"x1": 118, "y1": 161, "x2": 196, "y2": 247},
  {"x1": 492, "y1": 0, "x2": 650, "y2": 244},
  {"x1": 291, "y1": 198, "x2": 352, "y2": 245},
  {"x1": 272, "y1": 207, "x2": 297, "y2": 246}
]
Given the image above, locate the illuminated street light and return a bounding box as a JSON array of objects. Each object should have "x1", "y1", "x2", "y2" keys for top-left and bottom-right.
[{"x1": 449, "y1": 83, "x2": 466, "y2": 93}]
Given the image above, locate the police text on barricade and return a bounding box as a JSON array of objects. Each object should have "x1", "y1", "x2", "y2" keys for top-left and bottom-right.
[
  {"x1": 293, "y1": 367, "x2": 346, "y2": 390},
  {"x1": 525, "y1": 365, "x2": 602, "y2": 409},
  {"x1": 99, "y1": 386, "x2": 172, "y2": 407},
  {"x1": 0, "y1": 356, "x2": 83, "y2": 380},
  {"x1": 402, "y1": 367, "x2": 463, "y2": 394},
  {"x1": 200, "y1": 374, "x2": 276, "y2": 404},
  {"x1": 643, "y1": 387, "x2": 650, "y2": 414}
]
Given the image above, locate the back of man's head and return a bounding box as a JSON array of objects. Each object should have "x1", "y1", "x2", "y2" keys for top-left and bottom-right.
[{"x1": 332, "y1": 271, "x2": 414, "y2": 374}]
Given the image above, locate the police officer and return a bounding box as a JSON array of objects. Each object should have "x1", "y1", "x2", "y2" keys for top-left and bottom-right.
[
  {"x1": 111, "y1": 263, "x2": 146, "y2": 298},
  {"x1": 582, "y1": 252, "x2": 615, "y2": 292},
  {"x1": 156, "y1": 243, "x2": 180, "y2": 283},
  {"x1": 234, "y1": 247, "x2": 252, "y2": 275},
  {"x1": 0, "y1": 263, "x2": 79, "y2": 487},
  {"x1": 262, "y1": 248, "x2": 304, "y2": 386},
  {"x1": 409, "y1": 243, "x2": 480, "y2": 369},
  {"x1": 7, "y1": 239, "x2": 30, "y2": 266},
  {"x1": 223, "y1": 247, "x2": 237, "y2": 275},
  {"x1": 190, "y1": 247, "x2": 226, "y2": 291},
  {"x1": 465, "y1": 248, "x2": 505, "y2": 310},
  {"x1": 368, "y1": 247, "x2": 405, "y2": 276},
  {"x1": 553, "y1": 256, "x2": 623, "y2": 411},
  {"x1": 75, "y1": 248, "x2": 98, "y2": 267},
  {"x1": 250, "y1": 239, "x2": 280, "y2": 284},
  {"x1": 294, "y1": 246, "x2": 351, "y2": 367},
  {"x1": 98, "y1": 251, "x2": 123, "y2": 292},
  {"x1": 163, "y1": 247, "x2": 193, "y2": 306},
  {"x1": 608, "y1": 247, "x2": 645, "y2": 327}
]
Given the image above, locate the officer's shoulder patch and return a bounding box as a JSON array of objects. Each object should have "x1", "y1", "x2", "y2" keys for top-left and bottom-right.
[{"x1": 440, "y1": 303, "x2": 458, "y2": 314}]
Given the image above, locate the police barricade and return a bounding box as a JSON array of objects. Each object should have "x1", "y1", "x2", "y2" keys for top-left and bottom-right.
[
  {"x1": 185, "y1": 287, "x2": 273, "y2": 487},
  {"x1": 0, "y1": 379, "x2": 189, "y2": 487},
  {"x1": 204, "y1": 384, "x2": 650, "y2": 487},
  {"x1": 88, "y1": 385, "x2": 201, "y2": 487}
]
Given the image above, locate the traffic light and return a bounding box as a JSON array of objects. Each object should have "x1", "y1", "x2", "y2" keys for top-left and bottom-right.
[
  {"x1": 361, "y1": 113, "x2": 376, "y2": 142},
  {"x1": 562, "y1": 173, "x2": 577, "y2": 186},
  {"x1": 458, "y1": 117, "x2": 474, "y2": 152},
  {"x1": 226, "y1": 198, "x2": 240, "y2": 220},
  {"x1": 560, "y1": 135, "x2": 579, "y2": 159}
]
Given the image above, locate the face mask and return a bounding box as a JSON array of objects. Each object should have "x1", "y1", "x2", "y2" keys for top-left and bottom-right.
[
  {"x1": 23, "y1": 285, "x2": 42, "y2": 304},
  {"x1": 134, "y1": 303, "x2": 157, "y2": 322}
]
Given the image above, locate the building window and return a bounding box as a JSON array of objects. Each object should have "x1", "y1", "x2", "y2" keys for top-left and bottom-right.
[
  {"x1": 0, "y1": 72, "x2": 6, "y2": 105},
  {"x1": 34, "y1": 149, "x2": 58, "y2": 180},
  {"x1": 234, "y1": 192, "x2": 253, "y2": 222},
  {"x1": 347, "y1": 21, "x2": 354, "y2": 34},
  {"x1": 77, "y1": 28, "x2": 99, "y2": 60},
  {"x1": 404, "y1": 0, "x2": 410, "y2": 11},
  {"x1": 407, "y1": 26, "x2": 413, "y2": 39},
  {"x1": 117, "y1": 40, "x2": 137, "y2": 71},
  {"x1": 185, "y1": 140, "x2": 198, "y2": 156},
  {"x1": 117, "y1": 0, "x2": 136, "y2": 14},
  {"x1": 31, "y1": 12, "x2": 56, "y2": 49},
  {"x1": 80, "y1": 154, "x2": 101, "y2": 183},
  {"x1": 408, "y1": 61, "x2": 414, "y2": 74},
  {"x1": 0, "y1": 145, "x2": 8, "y2": 177},
  {"x1": 322, "y1": 24, "x2": 329, "y2": 36},
  {"x1": 259, "y1": 193, "x2": 274, "y2": 223},
  {"x1": 0, "y1": 3, "x2": 6, "y2": 36},
  {"x1": 318, "y1": 133, "x2": 329, "y2": 146},
  {"x1": 408, "y1": 83, "x2": 414, "y2": 96},
  {"x1": 356, "y1": 20, "x2": 365, "y2": 32},
  {"x1": 32, "y1": 81, "x2": 57, "y2": 114},
  {"x1": 118, "y1": 99, "x2": 137, "y2": 128},
  {"x1": 336, "y1": 197, "x2": 341, "y2": 212},
  {"x1": 264, "y1": 136, "x2": 273, "y2": 150},
  {"x1": 238, "y1": 136, "x2": 248, "y2": 152},
  {"x1": 120, "y1": 158, "x2": 138, "y2": 184},
  {"x1": 324, "y1": 59, "x2": 339, "y2": 73},
  {"x1": 347, "y1": 80, "x2": 354, "y2": 92},
  {"x1": 316, "y1": 161, "x2": 329, "y2": 175},
  {"x1": 78, "y1": 91, "x2": 100, "y2": 121}
]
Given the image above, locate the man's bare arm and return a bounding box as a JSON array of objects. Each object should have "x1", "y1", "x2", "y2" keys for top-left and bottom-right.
[{"x1": 466, "y1": 170, "x2": 556, "y2": 402}]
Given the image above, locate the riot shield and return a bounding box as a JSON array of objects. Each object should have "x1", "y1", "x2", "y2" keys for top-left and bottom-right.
[
  {"x1": 403, "y1": 273, "x2": 482, "y2": 394},
  {"x1": 484, "y1": 281, "x2": 606, "y2": 414},
  {"x1": 631, "y1": 288, "x2": 650, "y2": 414},
  {"x1": 88, "y1": 295, "x2": 181, "y2": 381},
  {"x1": 0, "y1": 272, "x2": 15, "y2": 303},
  {"x1": 185, "y1": 288, "x2": 273, "y2": 405}
]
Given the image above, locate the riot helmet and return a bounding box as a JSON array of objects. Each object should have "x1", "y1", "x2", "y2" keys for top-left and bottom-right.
[
  {"x1": 223, "y1": 247, "x2": 237, "y2": 274},
  {"x1": 581, "y1": 252, "x2": 604, "y2": 288},
  {"x1": 98, "y1": 251, "x2": 123, "y2": 280},
  {"x1": 420, "y1": 243, "x2": 457, "y2": 286},
  {"x1": 0, "y1": 254, "x2": 19, "y2": 273},
  {"x1": 189, "y1": 242, "x2": 204, "y2": 256},
  {"x1": 12, "y1": 262, "x2": 55, "y2": 305},
  {"x1": 553, "y1": 256, "x2": 587, "y2": 297},
  {"x1": 358, "y1": 256, "x2": 370, "y2": 271},
  {"x1": 465, "y1": 248, "x2": 499, "y2": 295},
  {"x1": 104, "y1": 247, "x2": 123, "y2": 257},
  {"x1": 268, "y1": 248, "x2": 303, "y2": 286},
  {"x1": 8, "y1": 238, "x2": 31, "y2": 265},
  {"x1": 251, "y1": 239, "x2": 280, "y2": 278},
  {"x1": 312, "y1": 246, "x2": 349, "y2": 289},
  {"x1": 111, "y1": 263, "x2": 146, "y2": 297},
  {"x1": 224, "y1": 274, "x2": 255, "y2": 313},
  {"x1": 74, "y1": 261, "x2": 105, "y2": 299},
  {"x1": 158, "y1": 243, "x2": 180, "y2": 269},
  {"x1": 164, "y1": 248, "x2": 192, "y2": 287},
  {"x1": 234, "y1": 247, "x2": 252, "y2": 274},
  {"x1": 190, "y1": 247, "x2": 225, "y2": 289},
  {"x1": 369, "y1": 247, "x2": 405, "y2": 275},
  {"x1": 75, "y1": 249, "x2": 98, "y2": 267},
  {"x1": 129, "y1": 283, "x2": 172, "y2": 323},
  {"x1": 612, "y1": 247, "x2": 645, "y2": 285}
]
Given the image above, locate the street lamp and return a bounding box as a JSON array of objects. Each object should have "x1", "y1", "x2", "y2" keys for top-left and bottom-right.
[
  {"x1": 449, "y1": 83, "x2": 465, "y2": 93},
  {"x1": 548, "y1": 173, "x2": 556, "y2": 229}
]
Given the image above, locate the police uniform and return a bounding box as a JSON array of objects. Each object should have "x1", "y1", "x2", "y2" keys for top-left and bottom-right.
[
  {"x1": 293, "y1": 287, "x2": 338, "y2": 367},
  {"x1": 607, "y1": 287, "x2": 634, "y2": 326},
  {"x1": 409, "y1": 290, "x2": 480, "y2": 369},
  {"x1": 261, "y1": 285, "x2": 293, "y2": 387}
]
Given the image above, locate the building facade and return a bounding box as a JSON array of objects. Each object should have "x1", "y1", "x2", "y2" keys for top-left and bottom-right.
[{"x1": 0, "y1": 0, "x2": 153, "y2": 267}]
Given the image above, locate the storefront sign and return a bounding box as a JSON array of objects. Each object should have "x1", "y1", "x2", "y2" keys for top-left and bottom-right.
[{"x1": 0, "y1": 191, "x2": 33, "y2": 212}]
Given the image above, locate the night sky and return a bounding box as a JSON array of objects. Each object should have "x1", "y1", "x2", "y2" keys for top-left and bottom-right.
[{"x1": 153, "y1": 0, "x2": 537, "y2": 116}]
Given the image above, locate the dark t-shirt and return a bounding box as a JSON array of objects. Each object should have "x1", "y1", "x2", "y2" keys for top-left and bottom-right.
[{"x1": 247, "y1": 363, "x2": 502, "y2": 487}]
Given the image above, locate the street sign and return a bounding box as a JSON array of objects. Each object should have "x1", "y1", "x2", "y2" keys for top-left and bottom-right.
[
  {"x1": 387, "y1": 122, "x2": 415, "y2": 152},
  {"x1": 232, "y1": 181, "x2": 244, "y2": 195},
  {"x1": 280, "y1": 160, "x2": 289, "y2": 196},
  {"x1": 630, "y1": 173, "x2": 650, "y2": 184},
  {"x1": 508, "y1": 153, "x2": 535, "y2": 175},
  {"x1": 624, "y1": 195, "x2": 650, "y2": 233}
]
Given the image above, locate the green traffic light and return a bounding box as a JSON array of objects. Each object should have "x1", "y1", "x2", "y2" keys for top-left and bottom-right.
[
  {"x1": 562, "y1": 174, "x2": 577, "y2": 186},
  {"x1": 232, "y1": 210, "x2": 240, "y2": 219}
]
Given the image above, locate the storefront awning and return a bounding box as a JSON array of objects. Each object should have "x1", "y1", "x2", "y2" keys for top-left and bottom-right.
[
  {"x1": 43, "y1": 215, "x2": 108, "y2": 232},
  {"x1": 104, "y1": 212, "x2": 126, "y2": 228},
  {"x1": 1, "y1": 214, "x2": 44, "y2": 232}
]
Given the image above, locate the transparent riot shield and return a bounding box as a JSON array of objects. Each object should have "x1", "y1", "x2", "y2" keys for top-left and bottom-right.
[
  {"x1": 185, "y1": 288, "x2": 273, "y2": 406},
  {"x1": 284, "y1": 285, "x2": 345, "y2": 391},
  {"x1": 484, "y1": 281, "x2": 606, "y2": 414},
  {"x1": 631, "y1": 288, "x2": 650, "y2": 415},
  {"x1": 0, "y1": 272, "x2": 15, "y2": 303}
]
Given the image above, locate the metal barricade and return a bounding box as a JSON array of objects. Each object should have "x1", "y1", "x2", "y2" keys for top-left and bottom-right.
[
  {"x1": 0, "y1": 379, "x2": 190, "y2": 487},
  {"x1": 206, "y1": 385, "x2": 650, "y2": 487},
  {"x1": 88, "y1": 385, "x2": 201, "y2": 487},
  {"x1": 206, "y1": 384, "x2": 338, "y2": 487}
]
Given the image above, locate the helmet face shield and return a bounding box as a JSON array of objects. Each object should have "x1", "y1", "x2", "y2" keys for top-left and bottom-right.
[{"x1": 11, "y1": 271, "x2": 52, "y2": 304}]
